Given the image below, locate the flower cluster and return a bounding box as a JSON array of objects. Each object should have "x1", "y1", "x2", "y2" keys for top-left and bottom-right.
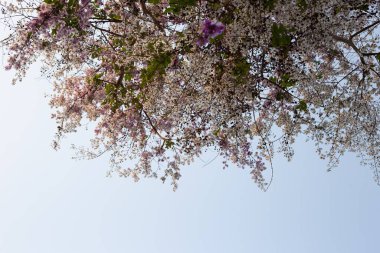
[
  {"x1": 197, "y1": 19, "x2": 225, "y2": 46},
  {"x1": 2, "y1": 0, "x2": 380, "y2": 190}
]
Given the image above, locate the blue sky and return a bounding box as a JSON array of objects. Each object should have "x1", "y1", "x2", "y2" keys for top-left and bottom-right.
[{"x1": 0, "y1": 62, "x2": 379, "y2": 253}]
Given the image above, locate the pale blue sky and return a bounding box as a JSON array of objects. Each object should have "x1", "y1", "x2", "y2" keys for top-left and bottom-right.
[{"x1": 0, "y1": 62, "x2": 379, "y2": 253}]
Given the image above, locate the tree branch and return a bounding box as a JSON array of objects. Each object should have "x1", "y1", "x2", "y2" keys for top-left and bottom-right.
[
  {"x1": 140, "y1": 0, "x2": 164, "y2": 32},
  {"x1": 350, "y1": 20, "x2": 380, "y2": 39},
  {"x1": 330, "y1": 33, "x2": 366, "y2": 65}
]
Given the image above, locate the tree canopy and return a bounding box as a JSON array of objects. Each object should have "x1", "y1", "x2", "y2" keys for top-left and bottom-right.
[{"x1": 2, "y1": 0, "x2": 380, "y2": 190}]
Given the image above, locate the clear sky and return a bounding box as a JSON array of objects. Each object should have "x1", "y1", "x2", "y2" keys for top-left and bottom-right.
[{"x1": 0, "y1": 61, "x2": 379, "y2": 253}]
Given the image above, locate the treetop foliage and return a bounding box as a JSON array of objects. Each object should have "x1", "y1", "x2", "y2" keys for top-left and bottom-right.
[{"x1": 2, "y1": 0, "x2": 380, "y2": 190}]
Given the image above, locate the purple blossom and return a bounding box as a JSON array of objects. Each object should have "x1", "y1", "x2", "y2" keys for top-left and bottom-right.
[
  {"x1": 197, "y1": 19, "x2": 225, "y2": 46},
  {"x1": 203, "y1": 19, "x2": 225, "y2": 38}
]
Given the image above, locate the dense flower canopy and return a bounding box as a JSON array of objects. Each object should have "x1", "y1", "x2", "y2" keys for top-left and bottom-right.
[{"x1": 2, "y1": 0, "x2": 380, "y2": 190}]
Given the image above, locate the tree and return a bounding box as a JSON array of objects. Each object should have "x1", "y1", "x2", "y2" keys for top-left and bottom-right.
[{"x1": 2, "y1": 0, "x2": 380, "y2": 190}]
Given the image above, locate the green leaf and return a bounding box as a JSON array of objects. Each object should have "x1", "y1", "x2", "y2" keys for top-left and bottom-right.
[
  {"x1": 167, "y1": 0, "x2": 197, "y2": 13},
  {"x1": 269, "y1": 74, "x2": 296, "y2": 88},
  {"x1": 209, "y1": 33, "x2": 224, "y2": 44},
  {"x1": 90, "y1": 46, "x2": 102, "y2": 59},
  {"x1": 164, "y1": 140, "x2": 175, "y2": 149},
  {"x1": 68, "y1": 0, "x2": 76, "y2": 7},
  {"x1": 232, "y1": 57, "x2": 251, "y2": 83},
  {"x1": 271, "y1": 23, "x2": 292, "y2": 48},
  {"x1": 67, "y1": 0, "x2": 79, "y2": 15},
  {"x1": 263, "y1": 0, "x2": 278, "y2": 10},
  {"x1": 51, "y1": 23, "x2": 61, "y2": 36},
  {"x1": 295, "y1": 100, "x2": 308, "y2": 112},
  {"x1": 141, "y1": 52, "x2": 172, "y2": 86},
  {"x1": 26, "y1": 31, "x2": 32, "y2": 41},
  {"x1": 109, "y1": 13, "x2": 122, "y2": 21},
  {"x1": 124, "y1": 65, "x2": 136, "y2": 82},
  {"x1": 296, "y1": 0, "x2": 307, "y2": 11},
  {"x1": 375, "y1": 54, "x2": 380, "y2": 63},
  {"x1": 212, "y1": 128, "x2": 221, "y2": 136},
  {"x1": 269, "y1": 76, "x2": 278, "y2": 83},
  {"x1": 279, "y1": 74, "x2": 296, "y2": 88},
  {"x1": 92, "y1": 72, "x2": 104, "y2": 84},
  {"x1": 43, "y1": 0, "x2": 59, "y2": 4},
  {"x1": 357, "y1": 4, "x2": 369, "y2": 11}
]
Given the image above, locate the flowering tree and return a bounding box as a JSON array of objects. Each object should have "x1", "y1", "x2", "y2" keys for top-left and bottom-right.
[{"x1": 2, "y1": 0, "x2": 380, "y2": 190}]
